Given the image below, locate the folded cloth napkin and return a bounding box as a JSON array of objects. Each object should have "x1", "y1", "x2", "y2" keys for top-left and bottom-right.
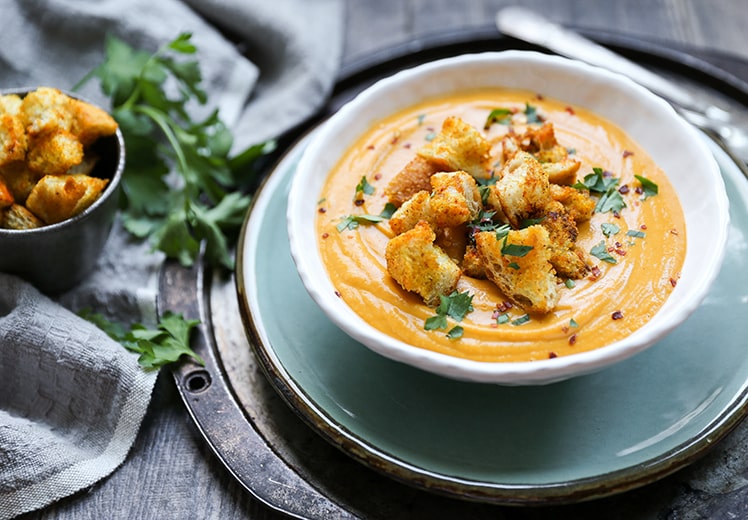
[{"x1": 0, "y1": 0, "x2": 343, "y2": 518}]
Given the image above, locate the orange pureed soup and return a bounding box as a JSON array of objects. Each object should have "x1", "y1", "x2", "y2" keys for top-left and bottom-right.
[{"x1": 315, "y1": 89, "x2": 686, "y2": 362}]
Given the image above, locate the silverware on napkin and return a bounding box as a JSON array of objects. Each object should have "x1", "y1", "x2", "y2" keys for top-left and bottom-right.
[{"x1": 496, "y1": 6, "x2": 748, "y2": 176}]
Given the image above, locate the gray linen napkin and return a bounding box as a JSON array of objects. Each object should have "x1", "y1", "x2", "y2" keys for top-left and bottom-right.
[{"x1": 0, "y1": 0, "x2": 343, "y2": 518}]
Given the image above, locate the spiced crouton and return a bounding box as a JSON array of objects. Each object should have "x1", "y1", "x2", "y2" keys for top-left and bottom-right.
[
  {"x1": 1, "y1": 203, "x2": 43, "y2": 230},
  {"x1": 385, "y1": 155, "x2": 440, "y2": 207},
  {"x1": 389, "y1": 190, "x2": 432, "y2": 235},
  {"x1": 20, "y1": 87, "x2": 74, "y2": 136},
  {"x1": 25, "y1": 174, "x2": 108, "y2": 224},
  {"x1": 69, "y1": 98, "x2": 119, "y2": 147},
  {"x1": 429, "y1": 170, "x2": 482, "y2": 227},
  {"x1": 474, "y1": 226, "x2": 558, "y2": 314},
  {"x1": 541, "y1": 201, "x2": 590, "y2": 279},
  {"x1": 550, "y1": 184, "x2": 595, "y2": 223},
  {"x1": 26, "y1": 130, "x2": 84, "y2": 176},
  {"x1": 417, "y1": 116, "x2": 492, "y2": 179},
  {"x1": 0, "y1": 161, "x2": 42, "y2": 203},
  {"x1": 0, "y1": 95, "x2": 28, "y2": 167},
  {"x1": 494, "y1": 151, "x2": 551, "y2": 228},
  {"x1": 385, "y1": 220, "x2": 461, "y2": 306}
]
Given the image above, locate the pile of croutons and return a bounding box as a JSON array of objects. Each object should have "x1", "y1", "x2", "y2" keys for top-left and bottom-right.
[
  {"x1": 0, "y1": 87, "x2": 118, "y2": 229},
  {"x1": 384, "y1": 115, "x2": 596, "y2": 314}
]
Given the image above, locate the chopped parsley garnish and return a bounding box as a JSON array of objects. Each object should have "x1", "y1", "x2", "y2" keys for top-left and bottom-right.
[
  {"x1": 521, "y1": 216, "x2": 546, "y2": 228},
  {"x1": 501, "y1": 242, "x2": 533, "y2": 257},
  {"x1": 569, "y1": 318, "x2": 579, "y2": 328},
  {"x1": 484, "y1": 108, "x2": 513, "y2": 128},
  {"x1": 508, "y1": 262, "x2": 520, "y2": 270},
  {"x1": 601, "y1": 223, "x2": 620, "y2": 237},
  {"x1": 596, "y1": 189, "x2": 626, "y2": 213},
  {"x1": 380, "y1": 202, "x2": 397, "y2": 219},
  {"x1": 417, "y1": 114, "x2": 426, "y2": 125},
  {"x1": 425, "y1": 132, "x2": 437, "y2": 141},
  {"x1": 496, "y1": 313, "x2": 510, "y2": 324},
  {"x1": 590, "y1": 241, "x2": 618, "y2": 264},
  {"x1": 512, "y1": 314, "x2": 531, "y2": 326},
  {"x1": 626, "y1": 229, "x2": 646, "y2": 238},
  {"x1": 574, "y1": 168, "x2": 626, "y2": 214},
  {"x1": 336, "y1": 214, "x2": 387, "y2": 232},
  {"x1": 355, "y1": 176, "x2": 375, "y2": 197},
  {"x1": 635, "y1": 175, "x2": 659, "y2": 199},
  {"x1": 81, "y1": 309, "x2": 203, "y2": 370},
  {"x1": 524, "y1": 102, "x2": 541, "y2": 124},
  {"x1": 564, "y1": 279, "x2": 576, "y2": 289},
  {"x1": 424, "y1": 290, "x2": 474, "y2": 340}
]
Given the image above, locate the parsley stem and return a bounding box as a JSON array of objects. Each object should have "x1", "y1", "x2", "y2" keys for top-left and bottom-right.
[{"x1": 133, "y1": 104, "x2": 191, "y2": 181}]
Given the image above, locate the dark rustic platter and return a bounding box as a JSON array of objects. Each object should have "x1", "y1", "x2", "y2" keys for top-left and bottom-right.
[{"x1": 160, "y1": 28, "x2": 748, "y2": 519}]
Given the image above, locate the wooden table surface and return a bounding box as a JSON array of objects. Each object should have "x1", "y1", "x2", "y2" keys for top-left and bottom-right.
[{"x1": 25, "y1": 1, "x2": 748, "y2": 519}]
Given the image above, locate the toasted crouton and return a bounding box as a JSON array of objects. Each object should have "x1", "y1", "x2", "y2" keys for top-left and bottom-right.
[
  {"x1": 542, "y1": 158, "x2": 581, "y2": 185},
  {"x1": 494, "y1": 151, "x2": 551, "y2": 228},
  {"x1": 389, "y1": 190, "x2": 432, "y2": 235},
  {"x1": 26, "y1": 174, "x2": 108, "y2": 224},
  {"x1": 27, "y1": 130, "x2": 84, "y2": 176},
  {"x1": 1, "y1": 203, "x2": 43, "y2": 230},
  {"x1": 429, "y1": 170, "x2": 482, "y2": 227},
  {"x1": 70, "y1": 98, "x2": 119, "y2": 147},
  {"x1": 385, "y1": 155, "x2": 440, "y2": 207},
  {"x1": 417, "y1": 116, "x2": 492, "y2": 179},
  {"x1": 385, "y1": 220, "x2": 461, "y2": 306},
  {"x1": 20, "y1": 87, "x2": 74, "y2": 136},
  {"x1": 0, "y1": 108, "x2": 28, "y2": 167},
  {"x1": 0, "y1": 161, "x2": 42, "y2": 203},
  {"x1": 436, "y1": 225, "x2": 468, "y2": 263},
  {"x1": 0, "y1": 177, "x2": 13, "y2": 208},
  {"x1": 550, "y1": 184, "x2": 595, "y2": 223},
  {"x1": 541, "y1": 201, "x2": 590, "y2": 279},
  {"x1": 475, "y1": 227, "x2": 558, "y2": 313},
  {"x1": 461, "y1": 244, "x2": 486, "y2": 278}
]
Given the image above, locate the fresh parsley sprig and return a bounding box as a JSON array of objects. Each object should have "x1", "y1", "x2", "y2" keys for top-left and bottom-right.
[
  {"x1": 80, "y1": 309, "x2": 204, "y2": 370},
  {"x1": 76, "y1": 32, "x2": 273, "y2": 270},
  {"x1": 424, "y1": 290, "x2": 474, "y2": 339}
]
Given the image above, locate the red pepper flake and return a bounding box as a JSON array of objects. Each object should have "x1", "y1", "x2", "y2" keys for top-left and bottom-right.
[
  {"x1": 390, "y1": 132, "x2": 401, "y2": 145},
  {"x1": 403, "y1": 142, "x2": 411, "y2": 149},
  {"x1": 374, "y1": 173, "x2": 382, "y2": 181},
  {"x1": 334, "y1": 290, "x2": 342, "y2": 298},
  {"x1": 565, "y1": 106, "x2": 575, "y2": 115},
  {"x1": 321, "y1": 232, "x2": 329, "y2": 239},
  {"x1": 615, "y1": 248, "x2": 627, "y2": 256},
  {"x1": 612, "y1": 310, "x2": 624, "y2": 320},
  {"x1": 561, "y1": 325, "x2": 569, "y2": 333},
  {"x1": 670, "y1": 228, "x2": 679, "y2": 235},
  {"x1": 549, "y1": 351, "x2": 557, "y2": 359},
  {"x1": 635, "y1": 186, "x2": 644, "y2": 194},
  {"x1": 603, "y1": 170, "x2": 614, "y2": 178},
  {"x1": 618, "y1": 184, "x2": 630, "y2": 194},
  {"x1": 614, "y1": 241, "x2": 623, "y2": 248},
  {"x1": 496, "y1": 301, "x2": 514, "y2": 313},
  {"x1": 640, "y1": 224, "x2": 647, "y2": 230},
  {"x1": 623, "y1": 150, "x2": 634, "y2": 158},
  {"x1": 318, "y1": 207, "x2": 327, "y2": 214},
  {"x1": 669, "y1": 277, "x2": 678, "y2": 287},
  {"x1": 589, "y1": 266, "x2": 602, "y2": 280},
  {"x1": 613, "y1": 211, "x2": 621, "y2": 219},
  {"x1": 354, "y1": 199, "x2": 364, "y2": 206},
  {"x1": 426, "y1": 126, "x2": 435, "y2": 132},
  {"x1": 536, "y1": 93, "x2": 544, "y2": 100},
  {"x1": 569, "y1": 334, "x2": 577, "y2": 345},
  {"x1": 366, "y1": 145, "x2": 375, "y2": 150}
]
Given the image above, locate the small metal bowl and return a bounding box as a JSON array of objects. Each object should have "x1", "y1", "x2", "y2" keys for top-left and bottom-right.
[{"x1": 0, "y1": 88, "x2": 124, "y2": 294}]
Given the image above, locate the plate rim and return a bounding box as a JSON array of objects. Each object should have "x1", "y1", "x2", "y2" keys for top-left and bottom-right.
[{"x1": 235, "y1": 130, "x2": 748, "y2": 504}]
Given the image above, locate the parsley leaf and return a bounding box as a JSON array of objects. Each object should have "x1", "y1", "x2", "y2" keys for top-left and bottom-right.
[
  {"x1": 596, "y1": 189, "x2": 626, "y2": 213},
  {"x1": 501, "y1": 235, "x2": 533, "y2": 257},
  {"x1": 336, "y1": 213, "x2": 387, "y2": 232},
  {"x1": 590, "y1": 241, "x2": 618, "y2": 264},
  {"x1": 512, "y1": 314, "x2": 531, "y2": 326},
  {"x1": 626, "y1": 229, "x2": 646, "y2": 238},
  {"x1": 425, "y1": 291, "x2": 474, "y2": 339},
  {"x1": 76, "y1": 33, "x2": 273, "y2": 270},
  {"x1": 80, "y1": 309, "x2": 204, "y2": 370},
  {"x1": 601, "y1": 222, "x2": 620, "y2": 237},
  {"x1": 635, "y1": 174, "x2": 659, "y2": 199},
  {"x1": 524, "y1": 102, "x2": 541, "y2": 124},
  {"x1": 355, "y1": 176, "x2": 375, "y2": 197},
  {"x1": 484, "y1": 108, "x2": 513, "y2": 128}
]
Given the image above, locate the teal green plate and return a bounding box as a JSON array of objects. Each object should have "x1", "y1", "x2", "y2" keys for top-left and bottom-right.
[{"x1": 236, "y1": 135, "x2": 748, "y2": 504}]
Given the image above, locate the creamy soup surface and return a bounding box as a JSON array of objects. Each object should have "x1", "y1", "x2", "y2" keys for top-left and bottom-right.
[{"x1": 315, "y1": 89, "x2": 686, "y2": 362}]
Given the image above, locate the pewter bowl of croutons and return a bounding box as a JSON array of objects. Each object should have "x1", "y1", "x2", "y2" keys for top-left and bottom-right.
[
  {"x1": 287, "y1": 51, "x2": 729, "y2": 385},
  {"x1": 0, "y1": 87, "x2": 123, "y2": 294}
]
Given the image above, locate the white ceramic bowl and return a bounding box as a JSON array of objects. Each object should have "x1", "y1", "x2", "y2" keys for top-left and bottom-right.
[{"x1": 287, "y1": 51, "x2": 729, "y2": 385}]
